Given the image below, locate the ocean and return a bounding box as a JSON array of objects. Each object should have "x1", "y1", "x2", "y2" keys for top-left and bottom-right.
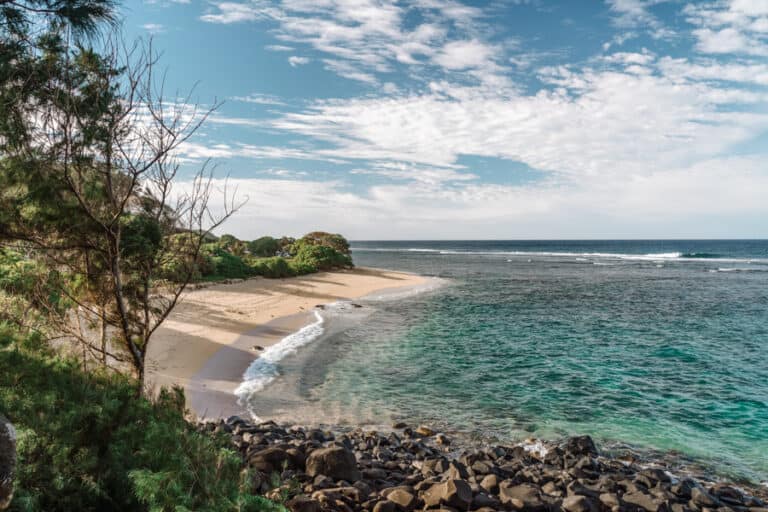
[{"x1": 237, "y1": 240, "x2": 768, "y2": 484}]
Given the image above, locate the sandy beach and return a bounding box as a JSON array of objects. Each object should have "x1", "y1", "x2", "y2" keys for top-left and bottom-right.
[{"x1": 145, "y1": 267, "x2": 427, "y2": 419}]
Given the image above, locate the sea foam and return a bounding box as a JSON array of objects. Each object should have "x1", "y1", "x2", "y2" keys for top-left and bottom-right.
[{"x1": 235, "y1": 309, "x2": 326, "y2": 406}]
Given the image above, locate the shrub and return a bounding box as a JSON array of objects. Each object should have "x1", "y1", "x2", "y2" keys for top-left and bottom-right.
[
  {"x1": 296, "y1": 232, "x2": 351, "y2": 255},
  {"x1": 247, "y1": 237, "x2": 280, "y2": 258},
  {"x1": 248, "y1": 257, "x2": 294, "y2": 278},
  {"x1": 0, "y1": 334, "x2": 284, "y2": 512},
  {"x1": 291, "y1": 243, "x2": 352, "y2": 271},
  {"x1": 205, "y1": 247, "x2": 252, "y2": 280}
]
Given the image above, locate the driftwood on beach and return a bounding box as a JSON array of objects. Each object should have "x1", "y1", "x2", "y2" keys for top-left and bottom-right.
[{"x1": 204, "y1": 416, "x2": 768, "y2": 512}]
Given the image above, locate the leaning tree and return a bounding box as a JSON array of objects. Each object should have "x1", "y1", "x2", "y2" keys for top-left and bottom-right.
[{"x1": 0, "y1": 4, "x2": 241, "y2": 390}]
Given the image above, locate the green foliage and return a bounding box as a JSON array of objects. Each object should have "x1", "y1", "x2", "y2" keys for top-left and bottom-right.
[
  {"x1": 205, "y1": 246, "x2": 252, "y2": 280},
  {"x1": 120, "y1": 215, "x2": 163, "y2": 263},
  {"x1": 247, "y1": 237, "x2": 279, "y2": 258},
  {"x1": 296, "y1": 232, "x2": 351, "y2": 256},
  {"x1": 247, "y1": 257, "x2": 293, "y2": 278},
  {"x1": 290, "y1": 239, "x2": 353, "y2": 271},
  {"x1": 0, "y1": 333, "x2": 285, "y2": 512},
  {"x1": 155, "y1": 232, "x2": 354, "y2": 283},
  {"x1": 0, "y1": 248, "x2": 68, "y2": 314}
]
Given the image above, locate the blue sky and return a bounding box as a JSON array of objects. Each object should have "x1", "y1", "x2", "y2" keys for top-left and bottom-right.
[{"x1": 121, "y1": 0, "x2": 768, "y2": 239}]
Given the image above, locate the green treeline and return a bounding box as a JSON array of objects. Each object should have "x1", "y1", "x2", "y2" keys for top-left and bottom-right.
[{"x1": 169, "y1": 231, "x2": 354, "y2": 281}]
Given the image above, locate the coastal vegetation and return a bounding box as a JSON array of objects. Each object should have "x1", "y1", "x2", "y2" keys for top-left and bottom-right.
[
  {"x1": 0, "y1": 0, "x2": 348, "y2": 509},
  {"x1": 167, "y1": 232, "x2": 354, "y2": 282}
]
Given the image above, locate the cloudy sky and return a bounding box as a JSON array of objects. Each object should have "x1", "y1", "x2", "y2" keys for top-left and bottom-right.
[{"x1": 123, "y1": 0, "x2": 768, "y2": 240}]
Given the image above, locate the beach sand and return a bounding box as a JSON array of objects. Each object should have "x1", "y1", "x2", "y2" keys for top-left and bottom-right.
[{"x1": 145, "y1": 267, "x2": 426, "y2": 419}]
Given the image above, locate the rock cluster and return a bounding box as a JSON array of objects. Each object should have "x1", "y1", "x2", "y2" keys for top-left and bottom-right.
[{"x1": 203, "y1": 418, "x2": 768, "y2": 512}]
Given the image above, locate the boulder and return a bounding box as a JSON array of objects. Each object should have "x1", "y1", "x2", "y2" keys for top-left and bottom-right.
[
  {"x1": 249, "y1": 447, "x2": 291, "y2": 473},
  {"x1": 446, "y1": 461, "x2": 469, "y2": 480},
  {"x1": 499, "y1": 482, "x2": 545, "y2": 510},
  {"x1": 623, "y1": 491, "x2": 668, "y2": 512},
  {"x1": 415, "y1": 425, "x2": 435, "y2": 437},
  {"x1": 420, "y1": 479, "x2": 472, "y2": 509},
  {"x1": 286, "y1": 495, "x2": 321, "y2": 512},
  {"x1": 373, "y1": 501, "x2": 397, "y2": 512},
  {"x1": 692, "y1": 487, "x2": 720, "y2": 508},
  {"x1": 0, "y1": 416, "x2": 16, "y2": 511},
  {"x1": 563, "y1": 495, "x2": 599, "y2": 512},
  {"x1": 480, "y1": 474, "x2": 500, "y2": 494},
  {"x1": 306, "y1": 446, "x2": 362, "y2": 482},
  {"x1": 386, "y1": 488, "x2": 417, "y2": 510},
  {"x1": 562, "y1": 436, "x2": 598, "y2": 457}
]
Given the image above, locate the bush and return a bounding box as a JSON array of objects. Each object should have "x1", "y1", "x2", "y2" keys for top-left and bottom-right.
[
  {"x1": 248, "y1": 257, "x2": 294, "y2": 278},
  {"x1": 206, "y1": 247, "x2": 252, "y2": 280},
  {"x1": 0, "y1": 334, "x2": 284, "y2": 512},
  {"x1": 247, "y1": 237, "x2": 279, "y2": 258},
  {"x1": 292, "y1": 243, "x2": 353, "y2": 272},
  {"x1": 296, "y1": 232, "x2": 350, "y2": 255}
]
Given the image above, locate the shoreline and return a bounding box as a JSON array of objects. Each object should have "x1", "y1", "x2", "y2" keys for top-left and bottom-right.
[
  {"x1": 145, "y1": 267, "x2": 431, "y2": 419},
  {"x1": 207, "y1": 417, "x2": 768, "y2": 511}
]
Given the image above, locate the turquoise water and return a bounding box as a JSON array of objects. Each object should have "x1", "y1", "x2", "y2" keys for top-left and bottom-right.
[{"x1": 257, "y1": 241, "x2": 768, "y2": 483}]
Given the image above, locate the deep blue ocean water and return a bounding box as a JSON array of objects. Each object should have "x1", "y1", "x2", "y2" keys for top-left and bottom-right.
[{"x1": 251, "y1": 241, "x2": 768, "y2": 484}]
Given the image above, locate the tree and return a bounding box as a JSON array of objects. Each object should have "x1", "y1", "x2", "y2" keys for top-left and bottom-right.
[
  {"x1": 0, "y1": 31, "x2": 241, "y2": 391},
  {"x1": 248, "y1": 236, "x2": 279, "y2": 257},
  {"x1": 297, "y1": 231, "x2": 351, "y2": 255}
]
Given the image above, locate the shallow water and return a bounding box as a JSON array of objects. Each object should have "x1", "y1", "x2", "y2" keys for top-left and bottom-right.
[{"x1": 241, "y1": 240, "x2": 768, "y2": 484}]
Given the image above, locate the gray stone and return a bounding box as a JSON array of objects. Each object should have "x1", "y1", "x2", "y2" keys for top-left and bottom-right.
[
  {"x1": 249, "y1": 447, "x2": 291, "y2": 473},
  {"x1": 692, "y1": 488, "x2": 721, "y2": 508},
  {"x1": 623, "y1": 491, "x2": 668, "y2": 512},
  {"x1": 373, "y1": 500, "x2": 397, "y2": 512},
  {"x1": 563, "y1": 495, "x2": 599, "y2": 512},
  {"x1": 286, "y1": 495, "x2": 321, "y2": 512},
  {"x1": 480, "y1": 474, "x2": 500, "y2": 494},
  {"x1": 0, "y1": 416, "x2": 15, "y2": 511},
  {"x1": 562, "y1": 436, "x2": 598, "y2": 457},
  {"x1": 421, "y1": 479, "x2": 472, "y2": 509},
  {"x1": 386, "y1": 489, "x2": 417, "y2": 511},
  {"x1": 499, "y1": 482, "x2": 545, "y2": 510},
  {"x1": 306, "y1": 446, "x2": 362, "y2": 482},
  {"x1": 415, "y1": 425, "x2": 435, "y2": 437}
]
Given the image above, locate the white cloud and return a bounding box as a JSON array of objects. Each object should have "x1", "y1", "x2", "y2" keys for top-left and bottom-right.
[
  {"x1": 200, "y1": 2, "x2": 266, "y2": 23},
  {"x1": 433, "y1": 39, "x2": 497, "y2": 70},
  {"x1": 175, "y1": 142, "x2": 348, "y2": 163},
  {"x1": 270, "y1": 62, "x2": 768, "y2": 177},
  {"x1": 230, "y1": 93, "x2": 287, "y2": 106},
  {"x1": 266, "y1": 44, "x2": 294, "y2": 51},
  {"x1": 141, "y1": 23, "x2": 165, "y2": 33},
  {"x1": 199, "y1": 0, "x2": 505, "y2": 86},
  {"x1": 185, "y1": 155, "x2": 768, "y2": 239},
  {"x1": 685, "y1": 0, "x2": 768, "y2": 56},
  {"x1": 288, "y1": 55, "x2": 310, "y2": 67}
]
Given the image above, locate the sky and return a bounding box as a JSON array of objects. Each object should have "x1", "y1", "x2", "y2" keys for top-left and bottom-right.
[{"x1": 120, "y1": 0, "x2": 768, "y2": 240}]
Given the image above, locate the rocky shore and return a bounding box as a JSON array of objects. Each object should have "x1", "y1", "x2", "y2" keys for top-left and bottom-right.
[{"x1": 202, "y1": 417, "x2": 768, "y2": 512}]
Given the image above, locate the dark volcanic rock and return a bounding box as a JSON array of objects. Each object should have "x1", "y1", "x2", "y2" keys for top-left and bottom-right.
[
  {"x1": 623, "y1": 490, "x2": 669, "y2": 512},
  {"x1": 563, "y1": 494, "x2": 599, "y2": 512},
  {"x1": 562, "y1": 436, "x2": 598, "y2": 457},
  {"x1": 306, "y1": 446, "x2": 362, "y2": 482},
  {"x1": 421, "y1": 479, "x2": 472, "y2": 509},
  {"x1": 205, "y1": 419, "x2": 768, "y2": 512},
  {"x1": 0, "y1": 415, "x2": 15, "y2": 511},
  {"x1": 386, "y1": 488, "x2": 417, "y2": 510},
  {"x1": 249, "y1": 446, "x2": 292, "y2": 473},
  {"x1": 692, "y1": 487, "x2": 721, "y2": 508},
  {"x1": 499, "y1": 482, "x2": 545, "y2": 510}
]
